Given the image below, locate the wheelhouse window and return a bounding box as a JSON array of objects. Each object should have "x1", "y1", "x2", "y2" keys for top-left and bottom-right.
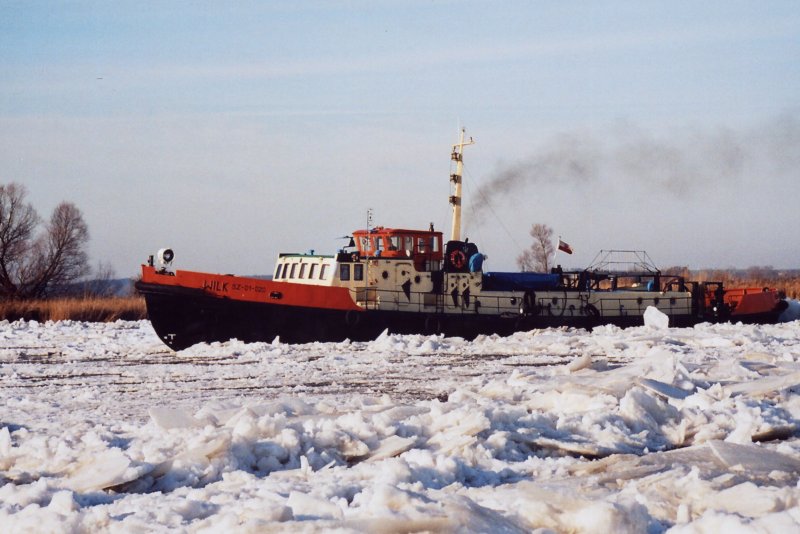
[
  {"x1": 340, "y1": 264, "x2": 350, "y2": 281},
  {"x1": 354, "y1": 263, "x2": 364, "y2": 281}
]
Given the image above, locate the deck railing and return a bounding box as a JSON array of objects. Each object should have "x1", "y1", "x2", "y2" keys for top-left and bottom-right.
[{"x1": 356, "y1": 287, "x2": 695, "y2": 320}]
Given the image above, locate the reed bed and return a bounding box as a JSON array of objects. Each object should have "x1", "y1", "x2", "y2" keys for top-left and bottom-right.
[
  {"x1": 0, "y1": 272, "x2": 798, "y2": 325},
  {"x1": 0, "y1": 296, "x2": 147, "y2": 323}
]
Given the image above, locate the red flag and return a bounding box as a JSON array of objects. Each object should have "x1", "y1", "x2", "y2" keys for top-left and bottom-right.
[{"x1": 558, "y1": 239, "x2": 573, "y2": 254}]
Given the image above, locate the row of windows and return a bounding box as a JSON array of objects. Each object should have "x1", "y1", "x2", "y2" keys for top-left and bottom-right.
[
  {"x1": 275, "y1": 261, "x2": 330, "y2": 281},
  {"x1": 358, "y1": 235, "x2": 440, "y2": 254},
  {"x1": 275, "y1": 261, "x2": 368, "y2": 283},
  {"x1": 339, "y1": 263, "x2": 364, "y2": 282}
]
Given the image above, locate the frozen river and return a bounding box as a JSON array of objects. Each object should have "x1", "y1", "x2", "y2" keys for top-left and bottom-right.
[{"x1": 2, "y1": 315, "x2": 800, "y2": 532}]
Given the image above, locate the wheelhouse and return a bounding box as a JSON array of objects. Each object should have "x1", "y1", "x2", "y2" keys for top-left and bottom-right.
[{"x1": 352, "y1": 227, "x2": 444, "y2": 271}]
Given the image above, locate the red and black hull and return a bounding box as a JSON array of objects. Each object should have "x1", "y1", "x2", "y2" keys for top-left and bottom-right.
[
  {"x1": 136, "y1": 278, "x2": 600, "y2": 350},
  {"x1": 136, "y1": 266, "x2": 787, "y2": 351}
]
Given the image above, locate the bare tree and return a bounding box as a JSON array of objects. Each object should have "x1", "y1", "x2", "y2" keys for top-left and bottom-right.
[
  {"x1": 0, "y1": 184, "x2": 40, "y2": 298},
  {"x1": 0, "y1": 183, "x2": 90, "y2": 299},
  {"x1": 517, "y1": 223, "x2": 554, "y2": 272}
]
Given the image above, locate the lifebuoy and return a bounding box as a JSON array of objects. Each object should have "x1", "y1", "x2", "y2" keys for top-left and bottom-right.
[
  {"x1": 351, "y1": 253, "x2": 359, "y2": 262},
  {"x1": 449, "y1": 249, "x2": 466, "y2": 270}
]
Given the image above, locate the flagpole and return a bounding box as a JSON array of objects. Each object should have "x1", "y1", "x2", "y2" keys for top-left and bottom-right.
[{"x1": 552, "y1": 235, "x2": 560, "y2": 270}]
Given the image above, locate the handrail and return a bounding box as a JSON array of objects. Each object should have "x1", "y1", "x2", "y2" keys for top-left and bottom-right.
[{"x1": 355, "y1": 287, "x2": 694, "y2": 318}]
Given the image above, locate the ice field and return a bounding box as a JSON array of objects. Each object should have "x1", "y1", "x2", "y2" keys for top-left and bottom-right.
[{"x1": 2, "y1": 306, "x2": 800, "y2": 532}]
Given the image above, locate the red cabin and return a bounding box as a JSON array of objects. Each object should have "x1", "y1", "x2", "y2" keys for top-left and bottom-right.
[{"x1": 352, "y1": 227, "x2": 443, "y2": 271}]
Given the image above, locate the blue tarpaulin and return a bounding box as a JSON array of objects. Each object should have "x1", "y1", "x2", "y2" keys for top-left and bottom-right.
[{"x1": 482, "y1": 272, "x2": 560, "y2": 291}]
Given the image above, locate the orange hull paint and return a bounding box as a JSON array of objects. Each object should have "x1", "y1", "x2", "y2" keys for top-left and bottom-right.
[
  {"x1": 140, "y1": 265, "x2": 361, "y2": 312},
  {"x1": 704, "y1": 286, "x2": 783, "y2": 317}
]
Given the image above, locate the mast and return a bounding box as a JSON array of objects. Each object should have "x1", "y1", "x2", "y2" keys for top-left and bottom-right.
[{"x1": 449, "y1": 128, "x2": 475, "y2": 242}]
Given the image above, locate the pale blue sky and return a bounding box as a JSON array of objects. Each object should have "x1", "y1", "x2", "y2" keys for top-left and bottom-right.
[{"x1": 1, "y1": 1, "x2": 799, "y2": 276}]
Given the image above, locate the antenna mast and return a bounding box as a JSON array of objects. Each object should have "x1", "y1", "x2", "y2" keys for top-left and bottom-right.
[{"x1": 449, "y1": 128, "x2": 474, "y2": 242}]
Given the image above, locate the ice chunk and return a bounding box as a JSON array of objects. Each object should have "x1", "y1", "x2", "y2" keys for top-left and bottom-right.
[
  {"x1": 47, "y1": 490, "x2": 76, "y2": 514},
  {"x1": 708, "y1": 440, "x2": 800, "y2": 475},
  {"x1": 638, "y1": 377, "x2": 692, "y2": 400},
  {"x1": 566, "y1": 353, "x2": 592, "y2": 373},
  {"x1": 366, "y1": 435, "x2": 417, "y2": 462},
  {"x1": 149, "y1": 407, "x2": 204, "y2": 429},
  {"x1": 705, "y1": 482, "x2": 789, "y2": 516},
  {"x1": 0, "y1": 426, "x2": 11, "y2": 458},
  {"x1": 724, "y1": 371, "x2": 800, "y2": 398},
  {"x1": 286, "y1": 491, "x2": 343, "y2": 520},
  {"x1": 529, "y1": 436, "x2": 612, "y2": 459},
  {"x1": 64, "y1": 448, "x2": 142, "y2": 492},
  {"x1": 643, "y1": 306, "x2": 669, "y2": 329}
]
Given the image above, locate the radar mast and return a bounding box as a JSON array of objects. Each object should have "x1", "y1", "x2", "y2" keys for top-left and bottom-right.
[{"x1": 449, "y1": 128, "x2": 475, "y2": 241}]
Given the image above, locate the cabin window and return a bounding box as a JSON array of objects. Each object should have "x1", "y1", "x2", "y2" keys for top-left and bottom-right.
[
  {"x1": 340, "y1": 264, "x2": 351, "y2": 281},
  {"x1": 404, "y1": 236, "x2": 413, "y2": 254},
  {"x1": 275, "y1": 264, "x2": 283, "y2": 279},
  {"x1": 299, "y1": 264, "x2": 307, "y2": 279},
  {"x1": 417, "y1": 237, "x2": 427, "y2": 252},
  {"x1": 389, "y1": 236, "x2": 400, "y2": 251},
  {"x1": 375, "y1": 237, "x2": 384, "y2": 253},
  {"x1": 432, "y1": 237, "x2": 439, "y2": 252},
  {"x1": 309, "y1": 264, "x2": 317, "y2": 279},
  {"x1": 354, "y1": 263, "x2": 364, "y2": 281},
  {"x1": 289, "y1": 264, "x2": 297, "y2": 279},
  {"x1": 320, "y1": 264, "x2": 329, "y2": 280}
]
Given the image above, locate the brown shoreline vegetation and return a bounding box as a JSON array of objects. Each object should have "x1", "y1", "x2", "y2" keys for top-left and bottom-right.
[
  {"x1": 0, "y1": 295, "x2": 147, "y2": 323},
  {"x1": 0, "y1": 271, "x2": 797, "y2": 324}
]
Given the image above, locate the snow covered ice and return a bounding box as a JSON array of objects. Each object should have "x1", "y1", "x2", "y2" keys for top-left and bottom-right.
[{"x1": 2, "y1": 317, "x2": 800, "y2": 532}]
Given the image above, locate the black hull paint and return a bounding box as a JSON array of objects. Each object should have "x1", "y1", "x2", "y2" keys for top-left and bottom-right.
[{"x1": 137, "y1": 282, "x2": 705, "y2": 350}]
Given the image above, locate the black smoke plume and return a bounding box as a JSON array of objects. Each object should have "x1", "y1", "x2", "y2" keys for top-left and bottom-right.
[{"x1": 469, "y1": 113, "x2": 800, "y2": 225}]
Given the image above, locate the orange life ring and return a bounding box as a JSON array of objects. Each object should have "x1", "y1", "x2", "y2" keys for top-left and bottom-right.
[{"x1": 449, "y1": 249, "x2": 466, "y2": 269}]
